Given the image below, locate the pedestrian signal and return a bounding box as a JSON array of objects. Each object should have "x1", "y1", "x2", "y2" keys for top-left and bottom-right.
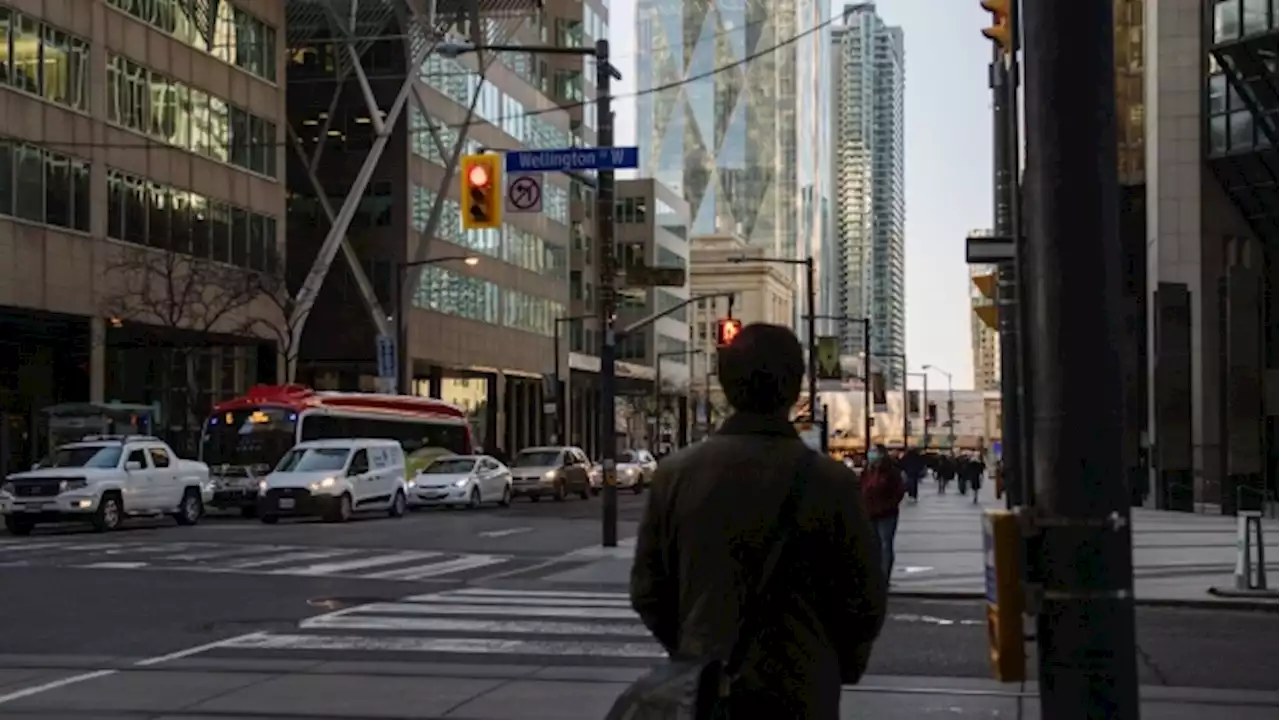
[
  {"x1": 980, "y1": 0, "x2": 1013, "y2": 54},
  {"x1": 460, "y1": 154, "x2": 502, "y2": 231},
  {"x1": 716, "y1": 318, "x2": 743, "y2": 346},
  {"x1": 927, "y1": 401, "x2": 938, "y2": 425}
]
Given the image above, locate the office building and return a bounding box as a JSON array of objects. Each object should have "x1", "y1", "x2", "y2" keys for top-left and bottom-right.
[
  {"x1": 635, "y1": 0, "x2": 833, "y2": 340},
  {"x1": 688, "y1": 234, "x2": 796, "y2": 420},
  {"x1": 830, "y1": 3, "x2": 905, "y2": 386},
  {"x1": 0, "y1": 0, "x2": 288, "y2": 471},
  {"x1": 284, "y1": 1, "x2": 603, "y2": 453}
]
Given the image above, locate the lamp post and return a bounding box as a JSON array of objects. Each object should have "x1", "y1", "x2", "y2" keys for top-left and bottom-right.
[
  {"x1": 906, "y1": 371, "x2": 929, "y2": 448},
  {"x1": 395, "y1": 255, "x2": 480, "y2": 394},
  {"x1": 652, "y1": 349, "x2": 703, "y2": 450},
  {"x1": 808, "y1": 314, "x2": 872, "y2": 452},
  {"x1": 440, "y1": 38, "x2": 624, "y2": 547},
  {"x1": 552, "y1": 315, "x2": 593, "y2": 445},
  {"x1": 728, "y1": 255, "x2": 818, "y2": 421},
  {"x1": 922, "y1": 364, "x2": 955, "y2": 450}
]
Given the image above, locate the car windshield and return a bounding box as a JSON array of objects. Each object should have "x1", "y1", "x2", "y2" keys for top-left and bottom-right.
[
  {"x1": 424, "y1": 458, "x2": 476, "y2": 474},
  {"x1": 618, "y1": 451, "x2": 637, "y2": 463},
  {"x1": 201, "y1": 407, "x2": 297, "y2": 468},
  {"x1": 35, "y1": 446, "x2": 122, "y2": 469},
  {"x1": 511, "y1": 450, "x2": 561, "y2": 468},
  {"x1": 275, "y1": 447, "x2": 350, "y2": 473}
]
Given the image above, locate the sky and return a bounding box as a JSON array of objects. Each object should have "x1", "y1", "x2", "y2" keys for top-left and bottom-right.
[{"x1": 606, "y1": 0, "x2": 996, "y2": 390}]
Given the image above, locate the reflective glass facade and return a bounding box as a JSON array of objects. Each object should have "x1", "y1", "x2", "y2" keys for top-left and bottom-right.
[
  {"x1": 0, "y1": 137, "x2": 91, "y2": 232},
  {"x1": 831, "y1": 4, "x2": 904, "y2": 384},
  {"x1": 105, "y1": 0, "x2": 278, "y2": 82},
  {"x1": 0, "y1": 7, "x2": 90, "y2": 112},
  {"x1": 635, "y1": 0, "x2": 832, "y2": 268},
  {"x1": 412, "y1": 266, "x2": 564, "y2": 337}
]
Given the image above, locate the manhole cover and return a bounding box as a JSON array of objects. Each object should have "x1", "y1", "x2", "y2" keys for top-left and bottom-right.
[{"x1": 307, "y1": 596, "x2": 390, "y2": 611}]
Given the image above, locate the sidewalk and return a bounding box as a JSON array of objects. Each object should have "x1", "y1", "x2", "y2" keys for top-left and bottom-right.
[
  {"x1": 0, "y1": 656, "x2": 1275, "y2": 719},
  {"x1": 540, "y1": 491, "x2": 1279, "y2": 608}
]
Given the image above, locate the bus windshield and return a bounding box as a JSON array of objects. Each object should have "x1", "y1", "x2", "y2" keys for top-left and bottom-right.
[{"x1": 200, "y1": 408, "x2": 298, "y2": 469}]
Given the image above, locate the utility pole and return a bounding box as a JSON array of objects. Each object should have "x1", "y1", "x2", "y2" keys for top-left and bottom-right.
[
  {"x1": 1022, "y1": 0, "x2": 1140, "y2": 716},
  {"x1": 991, "y1": 41, "x2": 1024, "y2": 508},
  {"x1": 595, "y1": 38, "x2": 621, "y2": 548}
]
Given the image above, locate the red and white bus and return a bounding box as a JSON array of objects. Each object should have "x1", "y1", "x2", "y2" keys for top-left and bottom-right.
[{"x1": 199, "y1": 385, "x2": 473, "y2": 513}]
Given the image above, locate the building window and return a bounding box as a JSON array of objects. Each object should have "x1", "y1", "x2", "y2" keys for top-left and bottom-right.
[
  {"x1": 106, "y1": 167, "x2": 275, "y2": 271},
  {"x1": 106, "y1": 0, "x2": 277, "y2": 82},
  {"x1": 107, "y1": 53, "x2": 277, "y2": 177},
  {"x1": 0, "y1": 11, "x2": 89, "y2": 110},
  {"x1": 0, "y1": 138, "x2": 88, "y2": 231}
]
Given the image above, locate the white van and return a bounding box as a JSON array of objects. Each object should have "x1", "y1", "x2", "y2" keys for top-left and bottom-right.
[{"x1": 257, "y1": 438, "x2": 407, "y2": 523}]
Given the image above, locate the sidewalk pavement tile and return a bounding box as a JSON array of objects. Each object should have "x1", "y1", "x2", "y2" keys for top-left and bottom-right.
[
  {"x1": 447, "y1": 679, "x2": 629, "y2": 720},
  {"x1": 192, "y1": 674, "x2": 505, "y2": 717}
]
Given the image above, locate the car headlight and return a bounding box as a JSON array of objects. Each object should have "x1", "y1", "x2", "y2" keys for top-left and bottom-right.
[
  {"x1": 454, "y1": 477, "x2": 470, "y2": 487},
  {"x1": 407, "y1": 478, "x2": 417, "y2": 488},
  {"x1": 59, "y1": 479, "x2": 88, "y2": 493},
  {"x1": 543, "y1": 470, "x2": 556, "y2": 480},
  {"x1": 258, "y1": 479, "x2": 268, "y2": 494},
  {"x1": 0, "y1": 482, "x2": 12, "y2": 495},
  {"x1": 309, "y1": 477, "x2": 338, "y2": 492}
]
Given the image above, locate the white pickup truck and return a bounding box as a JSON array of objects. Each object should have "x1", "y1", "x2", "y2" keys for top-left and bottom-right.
[{"x1": 0, "y1": 435, "x2": 213, "y2": 535}]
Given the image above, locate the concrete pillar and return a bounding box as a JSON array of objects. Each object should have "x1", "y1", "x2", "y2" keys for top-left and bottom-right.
[
  {"x1": 89, "y1": 316, "x2": 106, "y2": 403},
  {"x1": 493, "y1": 372, "x2": 507, "y2": 453}
]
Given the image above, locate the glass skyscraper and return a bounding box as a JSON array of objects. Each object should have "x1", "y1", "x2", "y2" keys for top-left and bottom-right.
[
  {"x1": 635, "y1": 0, "x2": 833, "y2": 332},
  {"x1": 830, "y1": 2, "x2": 905, "y2": 386}
]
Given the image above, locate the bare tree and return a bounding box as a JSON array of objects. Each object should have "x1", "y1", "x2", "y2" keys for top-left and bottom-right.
[
  {"x1": 250, "y1": 255, "x2": 303, "y2": 385},
  {"x1": 99, "y1": 245, "x2": 263, "y2": 451}
]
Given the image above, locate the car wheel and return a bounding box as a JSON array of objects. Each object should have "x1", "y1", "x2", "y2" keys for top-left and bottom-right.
[
  {"x1": 92, "y1": 493, "x2": 123, "y2": 532},
  {"x1": 590, "y1": 486, "x2": 601, "y2": 496},
  {"x1": 4, "y1": 515, "x2": 34, "y2": 536},
  {"x1": 529, "y1": 494, "x2": 540, "y2": 502},
  {"x1": 324, "y1": 493, "x2": 353, "y2": 523},
  {"x1": 174, "y1": 489, "x2": 203, "y2": 526},
  {"x1": 389, "y1": 490, "x2": 407, "y2": 518},
  {"x1": 468, "y1": 487, "x2": 482, "y2": 509},
  {"x1": 239, "y1": 505, "x2": 258, "y2": 519},
  {"x1": 553, "y1": 481, "x2": 567, "y2": 501},
  {"x1": 578, "y1": 482, "x2": 590, "y2": 500},
  {"x1": 498, "y1": 485, "x2": 511, "y2": 507},
  {"x1": 632, "y1": 483, "x2": 643, "y2": 495},
  {"x1": 260, "y1": 514, "x2": 279, "y2": 524}
]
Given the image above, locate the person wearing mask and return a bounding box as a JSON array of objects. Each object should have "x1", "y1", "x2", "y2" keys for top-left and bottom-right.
[
  {"x1": 860, "y1": 443, "x2": 906, "y2": 582},
  {"x1": 629, "y1": 323, "x2": 887, "y2": 719}
]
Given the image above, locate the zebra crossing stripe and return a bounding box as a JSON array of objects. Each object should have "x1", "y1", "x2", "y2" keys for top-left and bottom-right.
[
  {"x1": 301, "y1": 614, "x2": 651, "y2": 637},
  {"x1": 363, "y1": 554, "x2": 508, "y2": 580},
  {"x1": 431, "y1": 588, "x2": 632, "y2": 601},
  {"x1": 343, "y1": 601, "x2": 638, "y2": 620},
  {"x1": 224, "y1": 549, "x2": 357, "y2": 569},
  {"x1": 219, "y1": 633, "x2": 667, "y2": 658},
  {"x1": 268, "y1": 551, "x2": 444, "y2": 576}
]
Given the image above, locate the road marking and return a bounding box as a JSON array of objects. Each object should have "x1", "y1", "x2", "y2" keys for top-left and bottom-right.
[
  {"x1": 220, "y1": 632, "x2": 667, "y2": 658},
  {"x1": 302, "y1": 614, "x2": 651, "y2": 637},
  {"x1": 268, "y1": 551, "x2": 443, "y2": 576},
  {"x1": 897, "y1": 566, "x2": 934, "y2": 574},
  {"x1": 82, "y1": 561, "x2": 149, "y2": 569},
  {"x1": 478, "y1": 527, "x2": 533, "y2": 538},
  {"x1": 161, "y1": 545, "x2": 296, "y2": 562},
  {"x1": 0, "y1": 631, "x2": 268, "y2": 706},
  {"x1": 351, "y1": 601, "x2": 638, "y2": 620},
  {"x1": 403, "y1": 594, "x2": 631, "y2": 609},
  {"x1": 363, "y1": 555, "x2": 508, "y2": 580},
  {"x1": 446, "y1": 587, "x2": 633, "y2": 600},
  {"x1": 224, "y1": 549, "x2": 355, "y2": 569}
]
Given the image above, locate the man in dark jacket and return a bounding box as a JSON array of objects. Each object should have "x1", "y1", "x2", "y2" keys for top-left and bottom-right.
[
  {"x1": 630, "y1": 323, "x2": 887, "y2": 720},
  {"x1": 860, "y1": 443, "x2": 906, "y2": 580}
]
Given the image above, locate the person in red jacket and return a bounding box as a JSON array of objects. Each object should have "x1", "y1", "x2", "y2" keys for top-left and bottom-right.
[{"x1": 860, "y1": 443, "x2": 906, "y2": 582}]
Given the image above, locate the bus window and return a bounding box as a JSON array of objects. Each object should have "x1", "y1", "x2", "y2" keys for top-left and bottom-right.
[{"x1": 299, "y1": 415, "x2": 469, "y2": 456}]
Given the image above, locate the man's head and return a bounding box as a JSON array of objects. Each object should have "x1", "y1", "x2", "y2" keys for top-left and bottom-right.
[{"x1": 717, "y1": 323, "x2": 804, "y2": 415}]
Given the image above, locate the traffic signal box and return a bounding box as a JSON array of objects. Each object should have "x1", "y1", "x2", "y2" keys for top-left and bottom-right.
[
  {"x1": 980, "y1": 0, "x2": 1013, "y2": 54},
  {"x1": 460, "y1": 154, "x2": 502, "y2": 231},
  {"x1": 983, "y1": 509, "x2": 1026, "y2": 682},
  {"x1": 716, "y1": 318, "x2": 743, "y2": 347}
]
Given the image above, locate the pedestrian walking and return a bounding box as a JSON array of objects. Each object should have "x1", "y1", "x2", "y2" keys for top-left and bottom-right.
[
  {"x1": 900, "y1": 448, "x2": 925, "y2": 503},
  {"x1": 860, "y1": 443, "x2": 906, "y2": 583},
  {"x1": 618, "y1": 323, "x2": 887, "y2": 720}
]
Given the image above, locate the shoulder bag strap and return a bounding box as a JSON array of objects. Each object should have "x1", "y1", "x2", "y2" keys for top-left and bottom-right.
[{"x1": 723, "y1": 448, "x2": 816, "y2": 677}]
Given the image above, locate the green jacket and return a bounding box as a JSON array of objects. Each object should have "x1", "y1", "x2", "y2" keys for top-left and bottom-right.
[{"x1": 630, "y1": 412, "x2": 888, "y2": 719}]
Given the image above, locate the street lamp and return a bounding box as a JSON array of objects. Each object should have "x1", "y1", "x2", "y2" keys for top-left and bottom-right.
[
  {"x1": 652, "y1": 349, "x2": 703, "y2": 450},
  {"x1": 922, "y1": 364, "x2": 955, "y2": 450},
  {"x1": 552, "y1": 315, "x2": 593, "y2": 445},
  {"x1": 440, "y1": 37, "x2": 628, "y2": 548},
  {"x1": 395, "y1": 255, "x2": 479, "y2": 394},
  {"x1": 728, "y1": 255, "x2": 818, "y2": 421}
]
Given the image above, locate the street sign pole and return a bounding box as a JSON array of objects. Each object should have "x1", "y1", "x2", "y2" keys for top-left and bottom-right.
[
  {"x1": 596, "y1": 39, "x2": 621, "y2": 548},
  {"x1": 1023, "y1": 0, "x2": 1140, "y2": 716}
]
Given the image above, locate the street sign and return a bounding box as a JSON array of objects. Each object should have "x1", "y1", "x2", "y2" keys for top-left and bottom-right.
[
  {"x1": 504, "y1": 146, "x2": 640, "y2": 173},
  {"x1": 966, "y1": 234, "x2": 1015, "y2": 263},
  {"x1": 375, "y1": 334, "x2": 397, "y2": 385},
  {"x1": 505, "y1": 173, "x2": 543, "y2": 214},
  {"x1": 623, "y1": 264, "x2": 687, "y2": 288}
]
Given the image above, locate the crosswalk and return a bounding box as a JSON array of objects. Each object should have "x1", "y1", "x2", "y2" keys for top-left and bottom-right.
[
  {"x1": 0, "y1": 538, "x2": 517, "y2": 582},
  {"x1": 213, "y1": 588, "x2": 666, "y2": 666}
]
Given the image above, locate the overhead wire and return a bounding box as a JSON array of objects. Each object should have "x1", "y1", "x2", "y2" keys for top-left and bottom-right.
[{"x1": 22, "y1": 11, "x2": 837, "y2": 152}]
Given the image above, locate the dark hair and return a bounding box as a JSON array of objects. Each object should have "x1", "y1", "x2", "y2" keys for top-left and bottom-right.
[{"x1": 717, "y1": 323, "x2": 804, "y2": 414}]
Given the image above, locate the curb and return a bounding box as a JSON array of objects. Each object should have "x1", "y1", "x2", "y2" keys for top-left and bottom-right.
[{"x1": 889, "y1": 589, "x2": 1279, "y2": 612}]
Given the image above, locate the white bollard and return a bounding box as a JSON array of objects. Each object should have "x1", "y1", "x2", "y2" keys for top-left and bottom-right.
[{"x1": 1234, "y1": 511, "x2": 1267, "y2": 591}]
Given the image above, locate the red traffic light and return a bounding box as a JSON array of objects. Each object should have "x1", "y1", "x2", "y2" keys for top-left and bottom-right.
[
  {"x1": 467, "y1": 164, "x2": 492, "y2": 187},
  {"x1": 716, "y1": 318, "x2": 743, "y2": 346}
]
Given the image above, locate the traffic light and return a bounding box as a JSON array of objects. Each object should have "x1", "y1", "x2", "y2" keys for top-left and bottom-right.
[
  {"x1": 716, "y1": 318, "x2": 743, "y2": 347},
  {"x1": 460, "y1": 154, "x2": 502, "y2": 231},
  {"x1": 927, "y1": 401, "x2": 939, "y2": 426},
  {"x1": 980, "y1": 0, "x2": 1013, "y2": 54}
]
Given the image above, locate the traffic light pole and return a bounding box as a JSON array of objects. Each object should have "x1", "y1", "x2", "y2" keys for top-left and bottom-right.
[
  {"x1": 1022, "y1": 0, "x2": 1140, "y2": 716},
  {"x1": 596, "y1": 39, "x2": 622, "y2": 548}
]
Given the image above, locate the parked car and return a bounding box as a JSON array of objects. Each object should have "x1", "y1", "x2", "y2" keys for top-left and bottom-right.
[
  {"x1": 257, "y1": 438, "x2": 408, "y2": 523},
  {"x1": 0, "y1": 435, "x2": 211, "y2": 535},
  {"x1": 509, "y1": 446, "x2": 592, "y2": 501},
  {"x1": 409, "y1": 455, "x2": 512, "y2": 509}
]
